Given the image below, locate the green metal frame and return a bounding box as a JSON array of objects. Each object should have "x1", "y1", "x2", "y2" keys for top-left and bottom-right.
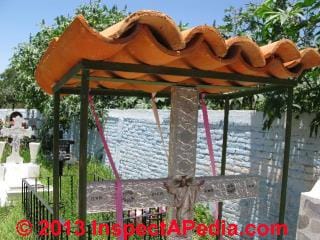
[
  {"x1": 80, "y1": 60, "x2": 295, "y2": 86},
  {"x1": 78, "y1": 69, "x2": 89, "y2": 240},
  {"x1": 73, "y1": 74, "x2": 253, "y2": 91},
  {"x1": 278, "y1": 87, "x2": 294, "y2": 240},
  {"x1": 53, "y1": 92, "x2": 60, "y2": 222},
  {"x1": 54, "y1": 60, "x2": 296, "y2": 95},
  {"x1": 51, "y1": 59, "x2": 296, "y2": 240},
  {"x1": 218, "y1": 97, "x2": 229, "y2": 238}
]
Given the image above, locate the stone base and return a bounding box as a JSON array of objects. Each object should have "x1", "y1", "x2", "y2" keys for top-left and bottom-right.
[
  {"x1": 6, "y1": 154, "x2": 24, "y2": 164},
  {"x1": 0, "y1": 178, "x2": 51, "y2": 207},
  {"x1": 0, "y1": 163, "x2": 41, "y2": 206},
  {"x1": 296, "y1": 179, "x2": 320, "y2": 240},
  {"x1": 1, "y1": 163, "x2": 40, "y2": 188},
  {"x1": 0, "y1": 183, "x2": 8, "y2": 206}
]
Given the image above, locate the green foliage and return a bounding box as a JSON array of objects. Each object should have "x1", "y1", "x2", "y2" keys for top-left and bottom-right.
[
  {"x1": 178, "y1": 21, "x2": 189, "y2": 31},
  {"x1": 0, "y1": 69, "x2": 23, "y2": 109},
  {"x1": 219, "y1": 0, "x2": 320, "y2": 133},
  {"x1": 194, "y1": 204, "x2": 214, "y2": 225},
  {"x1": 220, "y1": 0, "x2": 320, "y2": 45},
  {"x1": 0, "y1": 144, "x2": 11, "y2": 163},
  {"x1": 4, "y1": 0, "x2": 144, "y2": 141},
  {"x1": 193, "y1": 204, "x2": 216, "y2": 239},
  {"x1": 0, "y1": 202, "x2": 35, "y2": 239},
  {"x1": 1, "y1": 0, "x2": 319, "y2": 136}
]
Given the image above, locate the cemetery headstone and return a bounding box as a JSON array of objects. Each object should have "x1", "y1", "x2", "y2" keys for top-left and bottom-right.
[
  {"x1": 1, "y1": 116, "x2": 33, "y2": 164},
  {"x1": 296, "y1": 178, "x2": 320, "y2": 240},
  {"x1": 0, "y1": 115, "x2": 45, "y2": 206},
  {"x1": 87, "y1": 87, "x2": 259, "y2": 239}
]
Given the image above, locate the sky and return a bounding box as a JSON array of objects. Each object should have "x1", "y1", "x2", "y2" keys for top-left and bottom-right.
[{"x1": 0, "y1": 0, "x2": 260, "y2": 74}]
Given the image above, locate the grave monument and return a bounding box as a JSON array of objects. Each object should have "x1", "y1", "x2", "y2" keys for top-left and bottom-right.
[
  {"x1": 0, "y1": 115, "x2": 41, "y2": 206},
  {"x1": 33, "y1": 10, "x2": 320, "y2": 240},
  {"x1": 296, "y1": 178, "x2": 320, "y2": 240},
  {"x1": 87, "y1": 87, "x2": 259, "y2": 239}
]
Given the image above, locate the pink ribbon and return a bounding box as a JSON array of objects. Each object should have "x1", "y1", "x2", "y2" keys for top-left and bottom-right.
[
  {"x1": 151, "y1": 93, "x2": 169, "y2": 159},
  {"x1": 200, "y1": 93, "x2": 218, "y2": 221},
  {"x1": 88, "y1": 95, "x2": 124, "y2": 240}
]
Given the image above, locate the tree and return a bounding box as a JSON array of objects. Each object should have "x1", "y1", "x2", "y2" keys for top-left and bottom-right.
[
  {"x1": 2, "y1": 0, "x2": 319, "y2": 138},
  {"x1": 0, "y1": 68, "x2": 23, "y2": 109},
  {"x1": 219, "y1": 0, "x2": 320, "y2": 134},
  {"x1": 5, "y1": 1, "x2": 144, "y2": 140}
]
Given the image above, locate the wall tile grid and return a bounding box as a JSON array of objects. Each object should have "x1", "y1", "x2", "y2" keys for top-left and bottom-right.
[{"x1": 69, "y1": 109, "x2": 320, "y2": 239}]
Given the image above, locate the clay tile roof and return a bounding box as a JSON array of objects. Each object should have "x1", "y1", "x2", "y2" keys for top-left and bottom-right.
[{"x1": 35, "y1": 10, "x2": 320, "y2": 95}]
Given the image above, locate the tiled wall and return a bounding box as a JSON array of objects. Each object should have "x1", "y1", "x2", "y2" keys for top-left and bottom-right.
[{"x1": 69, "y1": 109, "x2": 320, "y2": 239}]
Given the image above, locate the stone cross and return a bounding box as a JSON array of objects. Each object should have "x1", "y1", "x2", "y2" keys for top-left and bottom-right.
[
  {"x1": 87, "y1": 175, "x2": 259, "y2": 214},
  {"x1": 86, "y1": 87, "x2": 259, "y2": 239},
  {"x1": 1, "y1": 116, "x2": 33, "y2": 164}
]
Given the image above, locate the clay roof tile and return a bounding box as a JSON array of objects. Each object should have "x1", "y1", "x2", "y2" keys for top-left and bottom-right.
[{"x1": 35, "y1": 10, "x2": 320, "y2": 95}]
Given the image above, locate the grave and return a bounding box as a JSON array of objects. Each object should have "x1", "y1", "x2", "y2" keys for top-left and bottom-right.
[
  {"x1": 87, "y1": 87, "x2": 259, "y2": 239},
  {"x1": 0, "y1": 116, "x2": 42, "y2": 206},
  {"x1": 33, "y1": 10, "x2": 320, "y2": 240},
  {"x1": 296, "y1": 178, "x2": 320, "y2": 240}
]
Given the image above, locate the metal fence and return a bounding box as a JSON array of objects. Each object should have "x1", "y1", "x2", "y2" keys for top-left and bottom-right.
[
  {"x1": 86, "y1": 208, "x2": 166, "y2": 240},
  {"x1": 22, "y1": 176, "x2": 167, "y2": 239},
  {"x1": 22, "y1": 179, "x2": 70, "y2": 239}
]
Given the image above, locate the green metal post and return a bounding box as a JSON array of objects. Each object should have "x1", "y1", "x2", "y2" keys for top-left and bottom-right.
[
  {"x1": 218, "y1": 97, "x2": 229, "y2": 233},
  {"x1": 221, "y1": 97, "x2": 229, "y2": 177},
  {"x1": 53, "y1": 91, "x2": 60, "y2": 239},
  {"x1": 78, "y1": 69, "x2": 89, "y2": 240},
  {"x1": 277, "y1": 87, "x2": 293, "y2": 240}
]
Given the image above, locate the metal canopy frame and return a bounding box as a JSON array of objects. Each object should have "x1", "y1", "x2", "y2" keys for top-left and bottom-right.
[{"x1": 52, "y1": 59, "x2": 295, "y2": 240}]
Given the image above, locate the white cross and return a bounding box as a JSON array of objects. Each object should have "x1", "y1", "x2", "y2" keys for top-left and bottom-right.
[{"x1": 1, "y1": 116, "x2": 34, "y2": 164}]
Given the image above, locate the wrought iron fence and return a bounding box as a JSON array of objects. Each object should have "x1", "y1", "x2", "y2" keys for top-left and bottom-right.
[
  {"x1": 86, "y1": 207, "x2": 166, "y2": 240},
  {"x1": 22, "y1": 178, "x2": 70, "y2": 239},
  {"x1": 22, "y1": 176, "x2": 167, "y2": 239}
]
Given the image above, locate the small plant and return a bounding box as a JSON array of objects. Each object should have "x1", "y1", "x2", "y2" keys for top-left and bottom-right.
[
  {"x1": 1, "y1": 143, "x2": 11, "y2": 163},
  {"x1": 193, "y1": 204, "x2": 217, "y2": 240}
]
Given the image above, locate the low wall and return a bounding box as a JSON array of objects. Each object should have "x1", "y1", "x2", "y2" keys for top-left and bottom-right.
[{"x1": 68, "y1": 109, "x2": 320, "y2": 239}]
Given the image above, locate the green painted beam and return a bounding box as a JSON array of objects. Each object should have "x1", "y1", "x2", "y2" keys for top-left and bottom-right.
[
  {"x1": 52, "y1": 60, "x2": 296, "y2": 94},
  {"x1": 52, "y1": 91, "x2": 60, "y2": 240},
  {"x1": 218, "y1": 97, "x2": 229, "y2": 237},
  {"x1": 52, "y1": 62, "x2": 82, "y2": 93},
  {"x1": 61, "y1": 84, "x2": 289, "y2": 102},
  {"x1": 81, "y1": 60, "x2": 296, "y2": 86},
  {"x1": 209, "y1": 85, "x2": 288, "y2": 99},
  {"x1": 78, "y1": 69, "x2": 89, "y2": 240},
  {"x1": 60, "y1": 87, "x2": 170, "y2": 97},
  {"x1": 277, "y1": 87, "x2": 293, "y2": 240},
  {"x1": 73, "y1": 74, "x2": 253, "y2": 91}
]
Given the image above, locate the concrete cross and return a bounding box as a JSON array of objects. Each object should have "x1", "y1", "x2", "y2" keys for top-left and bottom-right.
[
  {"x1": 86, "y1": 87, "x2": 259, "y2": 239},
  {"x1": 87, "y1": 175, "x2": 258, "y2": 214},
  {"x1": 1, "y1": 116, "x2": 33, "y2": 164}
]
